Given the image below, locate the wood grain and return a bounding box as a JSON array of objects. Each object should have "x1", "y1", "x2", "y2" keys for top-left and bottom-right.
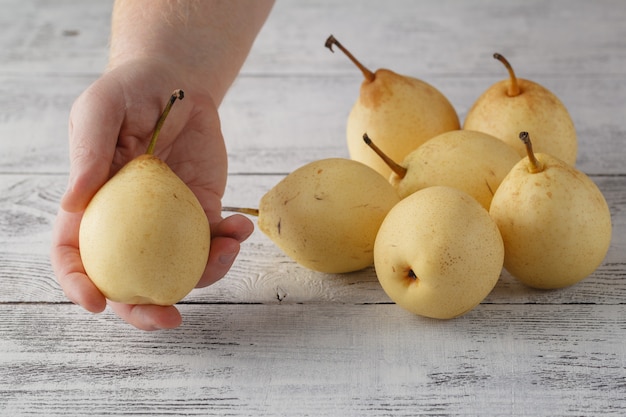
[
  {"x1": 2, "y1": 73, "x2": 626, "y2": 175},
  {"x1": 5, "y1": 1, "x2": 625, "y2": 78},
  {"x1": 2, "y1": 2, "x2": 626, "y2": 175},
  {"x1": 1, "y1": 174, "x2": 623, "y2": 306},
  {"x1": 1, "y1": 303, "x2": 625, "y2": 416}
]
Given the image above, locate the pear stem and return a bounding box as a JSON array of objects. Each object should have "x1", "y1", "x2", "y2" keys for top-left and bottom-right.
[
  {"x1": 362, "y1": 133, "x2": 407, "y2": 178},
  {"x1": 222, "y1": 207, "x2": 260, "y2": 217},
  {"x1": 146, "y1": 89, "x2": 185, "y2": 155},
  {"x1": 325, "y1": 35, "x2": 375, "y2": 82},
  {"x1": 493, "y1": 53, "x2": 520, "y2": 97},
  {"x1": 519, "y1": 132, "x2": 544, "y2": 173}
]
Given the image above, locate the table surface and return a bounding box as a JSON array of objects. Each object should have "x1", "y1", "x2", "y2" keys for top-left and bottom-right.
[{"x1": 2, "y1": 1, "x2": 625, "y2": 416}]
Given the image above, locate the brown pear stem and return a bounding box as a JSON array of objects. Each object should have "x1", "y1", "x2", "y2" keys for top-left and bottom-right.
[
  {"x1": 519, "y1": 132, "x2": 544, "y2": 173},
  {"x1": 146, "y1": 89, "x2": 185, "y2": 155},
  {"x1": 493, "y1": 53, "x2": 520, "y2": 97},
  {"x1": 362, "y1": 133, "x2": 407, "y2": 178},
  {"x1": 325, "y1": 35, "x2": 375, "y2": 82},
  {"x1": 222, "y1": 207, "x2": 260, "y2": 216}
]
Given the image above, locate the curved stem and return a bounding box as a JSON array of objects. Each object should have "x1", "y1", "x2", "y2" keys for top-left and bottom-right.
[
  {"x1": 325, "y1": 35, "x2": 375, "y2": 82},
  {"x1": 362, "y1": 133, "x2": 407, "y2": 178},
  {"x1": 519, "y1": 132, "x2": 543, "y2": 173},
  {"x1": 493, "y1": 53, "x2": 520, "y2": 97},
  {"x1": 146, "y1": 89, "x2": 185, "y2": 155}
]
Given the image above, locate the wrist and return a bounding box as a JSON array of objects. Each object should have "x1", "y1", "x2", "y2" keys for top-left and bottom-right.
[
  {"x1": 108, "y1": 0, "x2": 274, "y2": 106},
  {"x1": 107, "y1": 51, "x2": 217, "y2": 100}
]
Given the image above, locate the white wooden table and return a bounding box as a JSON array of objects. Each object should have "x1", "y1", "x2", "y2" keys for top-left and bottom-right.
[{"x1": 2, "y1": 1, "x2": 625, "y2": 415}]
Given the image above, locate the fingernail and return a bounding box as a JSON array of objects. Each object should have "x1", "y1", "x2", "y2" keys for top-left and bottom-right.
[{"x1": 219, "y1": 252, "x2": 237, "y2": 265}]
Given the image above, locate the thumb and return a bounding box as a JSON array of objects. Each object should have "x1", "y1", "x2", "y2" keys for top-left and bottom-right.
[{"x1": 61, "y1": 80, "x2": 125, "y2": 213}]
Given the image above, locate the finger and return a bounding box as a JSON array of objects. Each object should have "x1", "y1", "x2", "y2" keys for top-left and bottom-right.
[
  {"x1": 50, "y1": 209, "x2": 107, "y2": 313},
  {"x1": 211, "y1": 213, "x2": 255, "y2": 243},
  {"x1": 195, "y1": 236, "x2": 242, "y2": 288},
  {"x1": 108, "y1": 302, "x2": 182, "y2": 331},
  {"x1": 62, "y1": 79, "x2": 126, "y2": 213},
  {"x1": 195, "y1": 214, "x2": 255, "y2": 288}
]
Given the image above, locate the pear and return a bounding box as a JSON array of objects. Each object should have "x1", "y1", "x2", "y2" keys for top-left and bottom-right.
[
  {"x1": 79, "y1": 90, "x2": 211, "y2": 306},
  {"x1": 225, "y1": 158, "x2": 400, "y2": 274},
  {"x1": 325, "y1": 35, "x2": 460, "y2": 178},
  {"x1": 374, "y1": 186, "x2": 504, "y2": 319},
  {"x1": 463, "y1": 53, "x2": 577, "y2": 165},
  {"x1": 489, "y1": 132, "x2": 612, "y2": 289},
  {"x1": 363, "y1": 130, "x2": 520, "y2": 209}
]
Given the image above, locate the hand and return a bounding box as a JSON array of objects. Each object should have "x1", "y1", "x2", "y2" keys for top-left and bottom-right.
[{"x1": 51, "y1": 59, "x2": 254, "y2": 330}]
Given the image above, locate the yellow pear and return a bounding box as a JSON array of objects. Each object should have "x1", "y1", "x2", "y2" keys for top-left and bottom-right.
[
  {"x1": 489, "y1": 132, "x2": 612, "y2": 289},
  {"x1": 374, "y1": 186, "x2": 504, "y2": 319},
  {"x1": 225, "y1": 158, "x2": 400, "y2": 274},
  {"x1": 79, "y1": 90, "x2": 211, "y2": 305},
  {"x1": 363, "y1": 130, "x2": 520, "y2": 209},
  {"x1": 463, "y1": 53, "x2": 577, "y2": 165},
  {"x1": 325, "y1": 35, "x2": 460, "y2": 178}
]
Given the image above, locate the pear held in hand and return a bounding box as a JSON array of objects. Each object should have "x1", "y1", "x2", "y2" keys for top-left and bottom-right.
[
  {"x1": 374, "y1": 186, "x2": 504, "y2": 319},
  {"x1": 364, "y1": 130, "x2": 520, "y2": 209},
  {"x1": 463, "y1": 53, "x2": 577, "y2": 165},
  {"x1": 325, "y1": 35, "x2": 459, "y2": 178},
  {"x1": 226, "y1": 158, "x2": 400, "y2": 274},
  {"x1": 79, "y1": 90, "x2": 211, "y2": 305},
  {"x1": 489, "y1": 132, "x2": 612, "y2": 289}
]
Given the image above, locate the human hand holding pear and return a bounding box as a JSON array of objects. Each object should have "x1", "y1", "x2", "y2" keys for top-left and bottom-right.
[
  {"x1": 79, "y1": 90, "x2": 213, "y2": 307},
  {"x1": 51, "y1": 61, "x2": 253, "y2": 330}
]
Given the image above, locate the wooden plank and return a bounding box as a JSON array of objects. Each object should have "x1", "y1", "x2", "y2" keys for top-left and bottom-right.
[
  {"x1": 0, "y1": 0, "x2": 624, "y2": 416},
  {"x1": 2, "y1": 73, "x2": 626, "y2": 175},
  {"x1": 0, "y1": 0, "x2": 111, "y2": 75},
  {"x1": 1, "y1": 1, "x2": 625, "y2": 174},
  {"x1": 1, "y1": 173, "x2": 624, "y2": 305},
  {"x1": 1, "y1": 303, "x2": 625, "y2": 416},
  {"x1": 222, "y1": 74, "x2": 626, "y2": 176},
  {"x1": 0, "y1": 75, "x2": 90, "y2": 174},
  {"x1": 3, "y1": 0, "x2": 626, "y2": 78},
  {"x1": 245, "y1": 0, "x2": 626, "y2": 77}
]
